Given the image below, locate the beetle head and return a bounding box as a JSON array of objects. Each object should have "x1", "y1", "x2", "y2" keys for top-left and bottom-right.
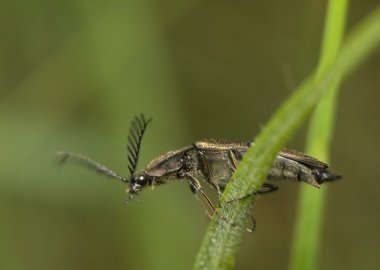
[{"x1": 128, "y1": 171, "x2": 154, "y2": 196}]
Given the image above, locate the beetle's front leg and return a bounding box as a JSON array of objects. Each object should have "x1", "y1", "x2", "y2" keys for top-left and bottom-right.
[
  {"x1": 186, "y1": 173, "x2": 244, "y2": 229},
  {"x1": 187, "y1": 183, "x2": 213, "y2": 219},
  {"x1": 187, "y1": 174, "x2": 217, "y2": 213}
]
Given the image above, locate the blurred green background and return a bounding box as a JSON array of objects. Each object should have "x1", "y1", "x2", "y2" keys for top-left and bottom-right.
[{"x1": 1, "y1": 1, "x2": 380, "y2": 270}]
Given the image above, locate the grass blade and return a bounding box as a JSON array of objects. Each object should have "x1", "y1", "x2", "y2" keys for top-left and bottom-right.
[
  {"x1": 194, "y1": 4, "x2": 380, "y2": 270},
  {"x1": 289, "y1": 1, "x2": 348, "y2": 270}
]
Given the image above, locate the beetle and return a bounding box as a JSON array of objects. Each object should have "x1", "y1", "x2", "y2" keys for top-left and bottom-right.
[{"x1": 59, "y1": 114, "x2": 341, "y2": 223}]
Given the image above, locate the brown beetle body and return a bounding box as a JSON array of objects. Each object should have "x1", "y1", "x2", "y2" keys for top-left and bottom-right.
[{"x1": 131, "y1": 139, "x2": 340, "y2": 198}]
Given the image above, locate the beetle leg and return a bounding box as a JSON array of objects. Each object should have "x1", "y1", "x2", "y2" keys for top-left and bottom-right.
[
  {"x1": 216, "y1": 186, "x2": 223, "y2": 199},
  {"x1": 187, "y1": 174, "x2": 217, "y2": 213},
  {"x1": 225, "y1": 183, "x2": 278, "y2": 204},
  {"x1": 228, "y1": 150, "x2": 239, "y2": 169},
  {"x1": 246, "y1": 214, "x2": 257, "y2": 233},
  {"x1": 188, "y1": 183, "x2": 213, "y2": 219},
  {"x1": 198, "y1": 152, "x2": 223, "y2": 198},
  {"x1": 259, "y1": 183, "x2": 278, "y2": 194},
  {"x1": 187, "y1": 174, "x2": 243, "y2": 228}
]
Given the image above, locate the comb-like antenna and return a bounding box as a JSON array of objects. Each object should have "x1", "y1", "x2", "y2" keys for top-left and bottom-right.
[{"x1": 127, "y1": 114, "x2": 152, "y2": 177}]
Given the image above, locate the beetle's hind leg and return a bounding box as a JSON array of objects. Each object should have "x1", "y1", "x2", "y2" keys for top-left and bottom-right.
[
  {"x1": 225, "y1": 182, "x2": 278, "y2": 204},
  {"x1": 246, "y1": 214, "x2": 257, "y2": 233},
  {"x1": 226, "y1": 149, "x2": 278, "y2": 199},
  {"x1": 259, "y1": 183, "x2": 278, "y2": 194},
  {"x1": 221, "y1": 182, "x2": 277, "y2": 233}
]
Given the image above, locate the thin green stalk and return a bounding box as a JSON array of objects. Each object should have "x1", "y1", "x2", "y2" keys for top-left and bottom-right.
[
  {"x1": 289, "y1": 1, "x2": 348, "y2": 270},
  {"x1": 194, "y1": 4, "x2": 380, "y2": 270}
]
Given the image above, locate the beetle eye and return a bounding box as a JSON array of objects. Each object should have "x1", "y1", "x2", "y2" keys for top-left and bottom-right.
[
  {"x1": 132, "y1": 173, "x2": 152, "y2": 186},
  {"x1": 137, "y1": 175, "x2": 146, "y2": 184}
]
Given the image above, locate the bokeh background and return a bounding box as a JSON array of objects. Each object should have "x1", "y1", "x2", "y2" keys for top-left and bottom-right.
[{"x1": 1, "y1": 1, "x2": 380, "y2": 270}]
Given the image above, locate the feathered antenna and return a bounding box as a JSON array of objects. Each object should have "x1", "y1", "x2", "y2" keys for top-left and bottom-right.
[{"x1": 127, "y1": 114, "x2": 152, "y2": 178}]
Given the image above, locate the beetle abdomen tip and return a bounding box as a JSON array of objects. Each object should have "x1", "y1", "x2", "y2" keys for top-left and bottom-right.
[{"x1": 317, "y1": 170, "x2": 342, "y2": 184}]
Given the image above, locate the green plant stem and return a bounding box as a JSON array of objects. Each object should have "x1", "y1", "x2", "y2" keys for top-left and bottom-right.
[
  {"x1": 194, "y1": 5, "x2": 380, "y2": 270},
  {"x1": 289, "y1": 1, "x2": 348, "y2": 270}
]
